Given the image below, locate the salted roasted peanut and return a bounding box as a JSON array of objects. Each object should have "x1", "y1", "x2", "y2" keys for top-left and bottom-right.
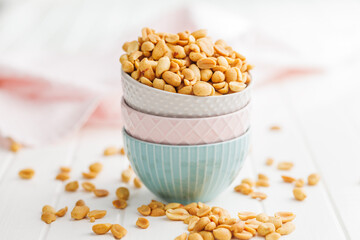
[
  {"x1": 166, "y1": 208, "x2": 190, "y2": 221},
  {"x1": 131, "y1": 69, "x2": 140, "y2": 80},
  {"x1": 19, "y1": 168, "x2": 35, "y2": 179},
  {"x1": 189, "y1": 52, "x2": 205, "y2": 62},
  {"x1": 136, "y1": 217, "x2": 149, "y2": 229},
  {"x1": 277, "y1": 161, "x2": 294, "y2": 170},
  {"x1": 231, "y1": 221, "x2": 245, "y2": 233},
  {"x1": 113, "y1": 199, "x2": 127, "y2": 209},
  {"x1": 217, "y1": 82, "x2": 229, "y2": 94},
  {"x1": 258, "y1": 173, "x2": 269, "y2": 181},
  {"x1": 82, "y1": 182, "x2": 95, "y2": 192},
  {"x1": 133, "y1": 177, "x2": 142, "y2": 188},
  {"x1": 42, "y1": 205, "x2": 55, "y2": 214},
  {"x1": 308, "y1": 173, "x2": 320, "y2": 186},
  {"x1": 188, "y1": 217, "x2": 200, "y2": 231},
  {"x1": 191, "y1": 29, "x2": 207, "y2": 39},
  {"x1": 256, "y1": 213, "x2": 269, "y2": 223},
  {"x1": 197, "y1": 38, "x2": 214, "y2": 56},
  {"x1": 165, "y1": 33, "x2": 179, "y2": 44},
  {"x1": 150, "y1": 208, "x2": 165, "y2": 217},
  {"x1": 211, "y1": 71, "x2": 225, "y2": 83},
  {"x1": 119, "y1": 54, "x2": 128, "y2": 65},
  {"x1": 82, "y1": 171, "x2": 97, "y2": 179},
  {"x1": 178, "y1": 85, "x2": 193, "y2": 95},
  {"x1": 92, "y1": 223, "x2": 112, "y2": 235},
  {"x1": 229, "y1": 81, "x2": 246, "y2": 92},
  {"x1": 293, "y1": 187, "x2": 307, "y2": 201},
  {"x1": 165, "y1": 203, "x2": 182, "y2": 210},
  {"x1": 128, "y1": 51, "x2": 143, "y2": 64},
  {"x1": 214, "y1": 45, "x2": 229, "y2": 56},
  {"x1": 149, "y1": 200, "x2": 165, "y2": 209},
  {"x1": 162, "y1": 71, "x2": 181, "y2": 87},
  {"x1": 241, "y1": 63, "x2": 248, "y2": 72},
  {"x1": 89, "y1": 162, "x2": 102, "y2": 173},
  {"x1": 172, "y1": 45, "x2": 186, "y2": 59},
  {"x1": 188, "y1": 233, "x2": 203, "y2": 240},
  {"x1": 141, "y1": 41, "x2": 155, "y2": 52},
  {"x1": 122, "y1": 42, "x2": 130, "y2": 52},
  {"x1": 250, "y1": 192, "x2": 267, "y2": 200},
  {"x1": 217, "y1": 56, "x2": 229, "y2": 67},
  {"x1": 126, "y1": 40, "x2": 139, "y2": 54},
  {"x1": 197, "y1": 205, "x2": 211, "y2": 217},
  {"x1": 169, "y1": 62, "x2": 180, "y2": 72},
  {"x1": 282, "y1": 175, "x2": 295, "y2": 183},
  {"x1": 245, "y1": 218, "x2": 262, "y2": 229},
  {"x1": 93, "y1": 189, "x2": 109, "y2": 197},
  {"x1": 104, "y1": 146, "x2": 118, "y2": 156},
  {"x1": 295, "y1": 178, "x2": 305, "y2": 187},
  {"x1": 213, "y1": 82, "x2": 226, "y2": 90},
  {"x1": 243, "y1": 226, "x2": 256, "y2": 236},
  {"x1": 121, "y1": 168, "x2": 133, "y2": 183},
  {"x1": 182, "y1": 68, "x2": 195, "y2": 80},
  {"x1": 213, "y1": 228, "x2": 231, "y2": 240},
  {"x1": 274, "y1": 212, "x2": 296, "y2": 223},
  {"x1": 193, "y1": 81, "x2": 213, "y2": 96},
  {"x1": 197, "y1": 58, "x2": 216, "y2": 69},
  {"x1": 155, "y1": 56, "x2": 171, "y2": 77},
  {"x1": 267, "y1": 216, "x2": 282, "y2": 229},
  {"x1": 184, "y1": 202, "x2": 197, "y2": 211},
  {"x1": 225, "y1": 68, "x2": 237, "y2": 82},
  {"x1": 41, "y1": 212, "x2": 56, "y2": 224},
  {"x1": 148, "y1": 33, "x2": 161, "y2": 44},
  {"x1": 175, "y1": 233, "x2": 188, "y2": 240},
  {"x1": 256, "y1": 179, "x2": 270, "y2": 187},
  {"x1": 153, "y1": 78, "x2": 166, "y2": 90},
  {"x1": 164, "y1": 84, "x2": 176, "y2": 93},
  {"x1": 87, "y1": 210, "x2": 106, "y2": 221},
  {"x1": 122, "y1": 60, "x2": 134, "y2": 73},
  {"x1": 241, "y1": 178, "x2": 255, "y2": 187},
  {"x1": 56, "y1": 172, "x2": 70, "y2": 181},
  {"x1": 60, "y1": 166, "x2": 71, "y2": 173},
  {"x1": 238, "y1": 212, "x2": 256, "y2": 221},
  {"x1": 276, "y1": 222, "x2": 295, "y2": 235},
  {"x1": 258, "y1": 222, "x2": 276, "y2": 236},
  {"x1": 65, "y1": 181, "x2": 79, "y2": 192},
  {"x1": 111, "y1": 224, "x2": 127, "y2": 239},
  {"x1": 76, "y1": 199, "x2": 85, "y2": 206},
  {"x1": 266, "y1": 232, "x2": 281, "y2": 240},
  {"x1": 199, "y1": 231, "x2": 214, "y2": 240},
  {"x1": 71, "y1": 205, "x2": 89, "y2": 220},
  {"x1": 234, "y1": 183, "x2": 253, "y2": 195},
  {"x1": 200, "y1": 69, "x2": 212, "y2": 81},
  {"x1": 55, "y1": 206, "x2": 68, "y2": 217},
  {"x1": 266, "y1": 158, "x2": 274, "y2": 166},
  {"x1": 116, "y1": 187, "x2": 130, "y2": 200},
  {"x1": 152, "y1": 39, "x2": 167, "y2": 60},
  {"x1": 137, "y1": 205, "x2": 151, "y2": 216},
  {"x1": 194, "y1": 217, "x2": 210, "y2": 232},
  {"x1": 204, "y1": 221, "x2": 216, "y2": 231},
  {"x1": 189, "y1": 43, "x2": 200, "y2": 52},
  {"x1": 233, "y1": 231, "x2": 253, "y2": 240}
]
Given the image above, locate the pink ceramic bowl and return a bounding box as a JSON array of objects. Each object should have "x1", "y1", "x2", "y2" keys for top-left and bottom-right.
[{"x1": 121, "y1": 98, "x2": 251, "y2": 145}]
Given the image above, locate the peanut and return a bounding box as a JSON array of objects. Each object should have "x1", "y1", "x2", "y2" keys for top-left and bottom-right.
[
  {"x1": 256, "y1": 213, "x2": 269, "y2": 223},
  {"x1": 295, "y1": 178, "x2": 305, "y2": 187},
  {"x1": 266, "y1": 158, "x2": 274, "y2": 166},
  {"x1": 120, "y1": 147, "x2": 125, "y2": 155},
  {"x1": 256, "y1": 179, "x2": 270, "y2": 187},
  {"x1": 266, "y1": 232, "x2": 281, "y2": 240},
  {"x1": 238, "y1": 212, "x2": 257, "y2": 221},
  {"x1": 276, "y1": 222, "x2": 295, "y2": 235},
  {"x1": 60, "y1": 166, "x2": 71, "y2": 173},
  {"x1": 71, "y1": 205, "x2": 89, "y2": 220},
  {"x1": 55, "y1": 206, "x2": 68, "y2": 217},
  {"x1": 152, "y1": 39, "x2": 167, "y2": 60},
  {"x1": 193, "y1": 81, "x2": 213, "y2": 96},
  {"x1": 234, "y1": 183, "x2": 253, "y2": 195},
  {"x1": 41, "y1": 212, "x2": 56, "y2": 224},
  {"x1": 153, "y1": 78, "x2": 166, "y2": 90},
  {"x1": 193, "y1": 217, "x2": 210, "y2": 232},
  {"x1": 258, "y1": 222, "x2": 275, "y2": 236},
  {"x1": 18, "y1": 168, "x2": 35, "y2": 179},
  {"x1": 65, "y1": 181, "x2": 79, "y2": 192},
  {"x1": 308, "y1": 173, "x2": 320, "y2": 185},
  {"x1": 113, "y1": 199, "x2": 127, "y2": 209},
  {"x1": 82, "y1": 171, "x2": 97, "y2": 179},
  {"x1": 104, "y1": 146, "x2": 118, "y2": 156},
  {"x1": 76, "y1": 199, "x2": 85, "y2": 206},
  {"x1": 150, "y1": 208, "x2": 165, "y2": 217},
  {"x1": 233, "y1": 231, "x2": 253, "y2": 240},
  {"x1": 274, "y1": 212, "x2": 296, "y2": 223},
  {"x1": 56, "y1": 172, "x2": 70, "y2": 181},
  {"x1": 282, "y1": 175, "x2": 295, "y2": 183},
  {"x1": 138, "y1": 205, "x2": 151, "y2": 216},
  {"x1": 197, "y1": 58, "x2": 216, "y2": 69},
  {"x1": 175, "y1": 233, "x2": 188, "y2": 240},
  {"x1": 229, "y1": 81, "x2": 246, "y2": 92},
  {"x1": 111, "y1": 224, "x2": 127, "y2": 239},
  {"x1": 116, "y1": 187, "x2": 129, "y2": 200},
  {"x1": 89, "y1": 162, "x2": 102, "y2": 173},
  {"x1": 134, "y1": 177, "x2": 142, "y2": 188},
  {"x1": 42, "y1": 205, "x2": 55, "y2": 214},
  {"x1": 293, "y1": 187, "x2": 307, "y2": 201},
  {"x1": 188, "y1": 233, "x2": 203, "y2": 240},
  {"x1": 82, "y1": 182, "x2": 96, "y2": 192},
  {"x1": 93, "y1": 189, "x2": 109, "y2": 197},
  {"x1": 211, "y1": 71, "x2": 225, "y2": 83},
  {"x1": 163, "y1": 71, "x2": 181, "y2": 87},
  {"x1": 156, "y1": 56, "x2": 171, "y2": 77},
  {"x1": 213, "y1": 228, "x2": 232, "y2": 240},
  {"x1": 121, "y1": 168, "x2": 133, "y2": 183},
  {"x1": 204, "y1": 221, "x2": 216, "y2": 231},
  {"x1": 277, "y1": 161, "x2": 294, "y2": 170},
  {"x1": 191, "y1": 29, "x2": 207, "y2": 39},
  {"x1": 87, "y1": 210, "x2": 106, "y2": 221},
  {"x1": 136, "y1": 217, "x2": 150, "y2": 229},
  {"x1": 267, "y1": 216, "x2": 282, "y2": 229},
  {"x1": 10, "y1": 141, "x2": 22, "y2": 152},
  {"x1": 250, "y1": 192, "x2": 267, "y2": 200},
  {"x1": 199, "y1": 231, "x2": 215, "y2": 240},
  {"x1": 166, "y1": 208, "x2": 190, "y2": 221},
  {"x1": 92, "y1": 223, "x2": 112, "y2": 235}
]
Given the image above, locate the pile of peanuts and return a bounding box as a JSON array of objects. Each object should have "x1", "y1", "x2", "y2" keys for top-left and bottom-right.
[
  {"x1": 120, "y1": 28, "x2": 253, "y2": 96},
  {"x1": 135, "y1": 199, "x2": 296, "y2": 240}
]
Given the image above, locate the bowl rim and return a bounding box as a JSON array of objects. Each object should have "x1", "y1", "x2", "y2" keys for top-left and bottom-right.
[
  {"x1": 123, "y1": 127, "x2": 250, "y2": 148},
  {"x1": 121, "y1": 97, "x2": 251, "y2": 121},
  {"x1": 121, "y1": 69, "x2": 252, "y2": 99}
]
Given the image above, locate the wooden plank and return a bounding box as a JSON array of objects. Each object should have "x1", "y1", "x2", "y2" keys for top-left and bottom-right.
[{"x1": 250, "y1": 84, "x2": 347, "y2": 240}]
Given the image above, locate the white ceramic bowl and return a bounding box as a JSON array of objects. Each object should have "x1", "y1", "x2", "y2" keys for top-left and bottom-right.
[
  {"x1": 121, "y1": 98, "x2": 251, "y2": 145},
  {"x1": 121, "y1": 70, "x2": 252, "y2": 118}
]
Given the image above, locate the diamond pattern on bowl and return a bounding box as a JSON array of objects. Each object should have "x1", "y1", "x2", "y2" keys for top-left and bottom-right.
[{"x1": 121, "y1": 99, "x2": 251, "y2": 145}]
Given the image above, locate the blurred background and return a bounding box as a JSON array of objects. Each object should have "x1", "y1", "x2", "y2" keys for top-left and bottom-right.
[{"x1": 0, "y1": 0, "x2": 359, "y2": 147}]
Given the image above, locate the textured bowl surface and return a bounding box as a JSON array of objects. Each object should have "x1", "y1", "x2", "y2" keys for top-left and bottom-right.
[
  {"x1": 122, "y1": 98, "x2": 251, "y2": 145},
  {"x1": 121, "y1": 70, "x2": 252, "y2": 118},
  {"x1": 123, "y1": 128, "x2": 250, "y2": 203}
]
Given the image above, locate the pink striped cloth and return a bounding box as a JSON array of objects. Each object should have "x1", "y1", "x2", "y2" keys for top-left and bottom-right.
[{"x1": 0, "y1": 6, "x2": 321, "y2": 147}]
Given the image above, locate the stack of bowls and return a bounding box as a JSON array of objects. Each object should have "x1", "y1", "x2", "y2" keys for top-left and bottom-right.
[{"x1": 121, "y1": 70, "x2": 251, "y2": 203}]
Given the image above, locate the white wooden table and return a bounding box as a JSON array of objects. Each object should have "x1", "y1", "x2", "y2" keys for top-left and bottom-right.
[{"x1": 1, "y1": 0, "x2": 360, "y2": 239}]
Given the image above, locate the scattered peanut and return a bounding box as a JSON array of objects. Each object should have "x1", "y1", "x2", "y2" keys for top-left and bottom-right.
[
  {"x1": 257, "y1": 223, "x2": 275, "y2": 236},
  {"x1": 71, "y1": 205, "x2": 90, "y2": 220},
  {"x1": 104, "y1": 146, "x2": 118, "y2": 156},
  {"x1": 89, "y1": 162, "x2": 102, "y2": 173},
  {"x1": 234, "y1": 183, "x2": 253, "y2": 195},
  {"x1": 276, "y1": 222, "x2": 295, "y2": 235},
  {"x1": 10, "y1": 141, "x2": 22, "y2": 152},
  {"x1": 295, "y1": 178, "x2": 305, "y2": 187},
  {"x1": 274, "y1": 212, "x2": 296, "y2": 223},
  {"x1": 266, "y1": 232, "x2": 281, "y2": 240},
  {"x1": 113, "y1": 199, "x2": 127, "y2": 209},
  {"x1": 308, "y1": 173, "x2": 320, "y2": 186},
  {"x1": 136, "y1": 217, "x2": 150, "y2": 229},
  {"x1": 87, "y1": 210, "x2": 107, "y2": 221},
  {"x1": 270, "y1": 125, "x2": 281, "y2": 131},
  {"x1": 213, "y1": 228, "x2": 232, "y2": 240},
  {"x1": 56, "y1": 172, "x2": 70, "y2": 181},
  {"x1": 282, "y1": 175, "x2": 295, "y2": 183},
  {"x1": 41, "y1": 212, "x2": 56, "y2": 224},
  {"x1": 121, "y1": 168, "x2": 133, "y2": 183},
  {"x1": 266, "y1": 158, "x2": 274, "y2": 166},
  {"x1": 277, "y1": 161, "x2": 294, "y2": 171},
  {"x1": 111, "y1": 224, "x2": 127, "y2": 239},
  {"x1": 18, "y1": 168, "x2": 35, "y2": 179},
  {"x1": 166, "y1": 208, "x2": 190, "y2": 221},
  {"x1": 65, "y1": 181, "x2": 79, "y2": 192},
  {"x1": 250, "y1": 192, "x2": 267, "y2": 200},
  {"x1": 82, "y1": 171, "x2": 97, "y2": 179},
  {"x1": 138, "y1": 205, "x2": 151, "y2": 216},
  {"x1": 293, "y1": 187, "x2": 307, "y2": 201},
  {"x1": 55, "y1": 206, "x2": 68, "y2": 217},
  {"x1": 82, "y1": 182, "x2": 96, "y2": 192},
  {"x1": 92, "y1": 223, "x2": 112, "y2": 235},
  {"x1": 116, "y1": 187, "x2": 130, "y2": 200},
  {"x1": 93, "y1": 189, "x2": 109, "y2": 197},
  {"x1": 60, "y1": 166, "x2": 71, "y2": 173}
]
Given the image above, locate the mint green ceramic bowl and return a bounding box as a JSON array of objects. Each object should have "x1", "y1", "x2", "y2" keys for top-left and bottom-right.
[{"x1": 123, "y1": 129, "x2": 250, "y2": 203}]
